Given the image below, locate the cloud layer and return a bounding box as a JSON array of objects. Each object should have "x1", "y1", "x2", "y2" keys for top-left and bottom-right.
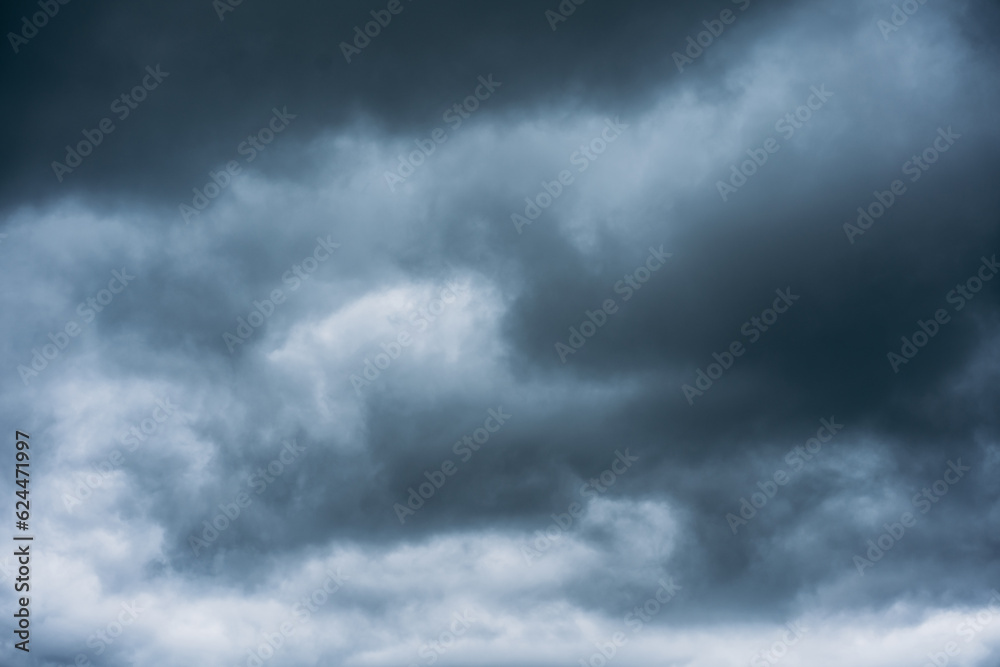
[{"x1": 2, "y1": 0, "x2": 1000, "y2": 665}]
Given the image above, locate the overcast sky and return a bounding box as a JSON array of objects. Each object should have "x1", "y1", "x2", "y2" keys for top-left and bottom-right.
[{"x1": 2, "y1": 0, "x2": 1000, "y2": 665}]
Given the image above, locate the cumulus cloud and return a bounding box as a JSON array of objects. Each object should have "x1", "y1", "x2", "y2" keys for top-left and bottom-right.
[{"x1": 2, "y1": 0, "x2": 1000, "y2": 665}]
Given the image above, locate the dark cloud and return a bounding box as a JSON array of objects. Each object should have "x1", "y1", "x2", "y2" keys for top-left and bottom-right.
[{"x1": 4, "y1": 0, "x2": 1000, "y2": 665}]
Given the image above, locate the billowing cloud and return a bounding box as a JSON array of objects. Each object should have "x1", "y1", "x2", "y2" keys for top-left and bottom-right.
[{"x1": 2, "y1": 0, "x2": 1000, "y2": 665}]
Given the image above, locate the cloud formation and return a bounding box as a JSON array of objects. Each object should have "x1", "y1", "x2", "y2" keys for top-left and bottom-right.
[{"x1": 2, "y1": 0, "x2": 1000, "y2": 665}]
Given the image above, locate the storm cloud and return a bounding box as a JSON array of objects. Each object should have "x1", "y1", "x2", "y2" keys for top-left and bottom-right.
[{"x1": 2, "y1": 0, "x2": 1000, "y2": 665}]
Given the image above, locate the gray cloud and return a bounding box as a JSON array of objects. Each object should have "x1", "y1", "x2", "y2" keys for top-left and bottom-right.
[{"x1": 3, "y1": 0, "x2": 1000, "y2": 665}]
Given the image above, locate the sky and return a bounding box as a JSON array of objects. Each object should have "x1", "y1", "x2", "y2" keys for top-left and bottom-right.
[{"x1": 2, "y1": 0, "x2": 1000, "y2": 665}]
